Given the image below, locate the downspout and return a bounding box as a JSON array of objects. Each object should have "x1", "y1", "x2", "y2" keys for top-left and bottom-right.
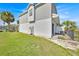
[
  {"x1": 33, "y1": 4, "x2": 35, "y2": 35},
  {"x1": 51, "y1": 3, "x2": 53, "y2": 38}
]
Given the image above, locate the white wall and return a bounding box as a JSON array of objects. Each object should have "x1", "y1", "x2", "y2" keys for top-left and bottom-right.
[
  {"x1": 34, "y1": 18, "x2": 52, "y2": 38},
  {"x1": 19, "y1": 23, "x2": 31, "y2": 34},
  {"x1": 19, "y1": 13, "x2": 28, "y2": 24}
]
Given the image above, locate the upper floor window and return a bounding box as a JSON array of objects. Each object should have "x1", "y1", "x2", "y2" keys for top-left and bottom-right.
[{"x1": 29, "y1": 9, "x2": 32, "y2": 16}]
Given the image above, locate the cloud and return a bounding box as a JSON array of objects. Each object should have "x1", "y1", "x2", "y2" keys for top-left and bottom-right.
[
  {"x1": 57, "y1": 6, "x2": 73, "y2": 20},
  {"x1": 59, "y1": 13, "x2": 79, "y2": 26},
  {"x1": 57, "y1": 4, "x2": 79, "y2": 26},
  {"x1": 59, "y1": 14, "x2": 69, "y2": 19},
  {"x1": 0, "y1": 7, "x2": 26, "y2": 13},
  {"x1": 58, "y1": 10, "x2": 70, "y2": 20}
]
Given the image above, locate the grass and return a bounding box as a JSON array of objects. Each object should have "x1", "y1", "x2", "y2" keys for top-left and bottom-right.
[
  {"x1": 0, "y1": 32, "x2": 79, "y2": 56},
  {"x1": 74, "y1": 31, "x2": 79, "y2": 41}
]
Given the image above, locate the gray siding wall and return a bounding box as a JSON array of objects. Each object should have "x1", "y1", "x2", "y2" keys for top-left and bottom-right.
[
  {"x1": 35, "y1": 3, "x2": 51, "y2": 21},
  {"x1": 34, "y1": 4, "x2": 52, "y2": 38},
  {"x1": 34, "y1": 18, "x2": 52, "y2": 38},
  {"x1": 19, "y1": 23, "x2": 30, "y2": 34},
  {"x1": 19, "y1": 12, "x2": 29, "y2": 34},
  {"x1": 19, "y1": 13, "x2": 28, "y2": 24}
]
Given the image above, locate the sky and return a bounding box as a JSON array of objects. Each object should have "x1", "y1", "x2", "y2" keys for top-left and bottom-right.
[
  {"x1": 0, "y1": 3, "x2": 29, "y2": 25},
  {"x1": 56, "y1": 3, "x2": 79, "y2": 26},
  {"x1": 0, "y1": 3, "x2": 79, "y2": 26}
]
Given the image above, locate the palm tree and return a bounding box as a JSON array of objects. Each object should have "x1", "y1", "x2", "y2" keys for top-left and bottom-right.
[
  {"x1": 1, "y1": 11, "x2": 15, "y2": 31},
  {"x1": 69, "y1": 21, "x2": 77, "y2": 31},
  {"x1": 62, "y1": 20, "x2": 70, "y2": 30},
  {"x1": 62, "y1": 20, "x2": 77, "y2": 31}
]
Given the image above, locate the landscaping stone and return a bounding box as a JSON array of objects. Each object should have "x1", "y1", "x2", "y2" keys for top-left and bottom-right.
[{"x1": 48, "y1": 35, "x2": 79, "y2": 50}]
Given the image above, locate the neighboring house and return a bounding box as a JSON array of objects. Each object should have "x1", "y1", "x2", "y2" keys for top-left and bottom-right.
[
  {"x1": 0, "y1": 19, "x2": 4, "y2": 31},
  {"x1": 19, "y1": 3, "x2": 61, "y2": 38}
]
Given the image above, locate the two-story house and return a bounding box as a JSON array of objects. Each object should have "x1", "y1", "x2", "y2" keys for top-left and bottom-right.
[{"x1": 19, "y1": 3, "x2": 61, "y2": 38}]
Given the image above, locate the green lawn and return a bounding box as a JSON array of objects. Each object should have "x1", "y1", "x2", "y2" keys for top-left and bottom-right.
[
  {"x1": 74, "y1": 31, "x2": 79, "y2": 41},
  {"x1": 0, "y1": 32, "x2": 78, "y2": 56}
]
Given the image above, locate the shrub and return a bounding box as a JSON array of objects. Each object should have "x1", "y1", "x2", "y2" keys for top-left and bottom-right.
[{"x1": 58, "y1": 35, "x2": 71, "y2": 40}]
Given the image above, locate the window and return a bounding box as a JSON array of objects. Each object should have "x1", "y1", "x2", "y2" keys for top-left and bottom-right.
[{"x1": 29, "y1": 9, "x2": 32, "y2": 16}]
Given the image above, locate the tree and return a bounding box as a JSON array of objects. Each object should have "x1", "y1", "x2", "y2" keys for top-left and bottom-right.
[
  {"x1": 1, "y1": 11, "x2": 15, "y2": 31},
  {"x1": 62, "y1": 20, "x2": 77, "y2": 31}
]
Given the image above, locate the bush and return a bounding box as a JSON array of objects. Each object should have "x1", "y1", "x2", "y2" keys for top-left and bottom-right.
[
  {"x1": 58, "y1": 35, "x2": 66, "y2": 40},
  {"x1": 58, "y1": 35, "x2": 71, "y2": 40}
]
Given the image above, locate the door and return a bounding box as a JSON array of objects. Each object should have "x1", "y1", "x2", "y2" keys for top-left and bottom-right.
[
  {"x1": 31, "y1": 26, "x2": 34, "y2": 35},
  {"x1": 29, "y1": 26, "x2": 34, "y2": 35},
  {"x1": 52, "y1": 24, "x2": 54, "y2": 36}
]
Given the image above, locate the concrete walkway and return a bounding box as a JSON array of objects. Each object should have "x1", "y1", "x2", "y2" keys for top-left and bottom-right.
[{"x1": 48, "y1": 35, "x2": 79, "y2": 50}]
